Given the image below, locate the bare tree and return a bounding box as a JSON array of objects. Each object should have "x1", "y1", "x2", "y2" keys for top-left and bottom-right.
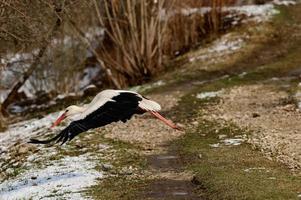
[
  {"x1": 0, "y1": 0, "x2": 228, "y2": 117},
  {"x1": 0, "y1": 104, "x2": 6, "y2": 131},
  {"x1": 1, "y1": 2, "x2": 63, "y2": 115}
]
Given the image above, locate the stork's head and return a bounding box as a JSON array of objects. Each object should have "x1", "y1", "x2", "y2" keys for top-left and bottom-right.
[{"x1": 51, "y1": 105, "x2": 85, "y2": 128}]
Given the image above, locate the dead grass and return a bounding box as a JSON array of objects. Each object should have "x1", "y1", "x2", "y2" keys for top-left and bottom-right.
[{"x1": 88, "y1": 0, "x2": 231, "y2": 88}]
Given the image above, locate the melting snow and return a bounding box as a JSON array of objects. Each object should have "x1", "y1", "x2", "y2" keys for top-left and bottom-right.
[
  {"x1": 209, "y1": 135, "x2": 246, "y2": 148},
  {"x1": 181, "y1": 3, "x2": 280, "y2": 23},
  {"x1": 189, "y1": 33, "x2": 246, "y2": 63},
  {"x1": 130, "y1": 80, "x2": 166, "y2": 93},
  {"x1": 223, "y1": 138, "x2": 245, "y2": 146},
  {"x1": 209, "y1": 143, "x2": 220, "y2": 148},
  {"x1": 188, "y1": 1, "x2": 294, "y2": 64},
  {"x1": 208, "y1": 38, "x2": 243, "y2": 53},
  {"x1": 0, "y1": 27, "x2": 105, "y2": 102},
  {"x1": 79, "y1": 65, "x2": 101, "y2": 89},
  {"x1": 273, "y1": 0, "x2": 296, "y2": 6},
  {"x1": 238, "y1": 72, "x2": 248, "y2": 78},
  {"x1": 0, "y1": 112, "x2": 59, "y2": 148},
  {"x1": 226, "y1": 4, "x2": 279, "y2": 23},
  {"x1": 0, "y1": 154, "x2": 103, "y2": 200},
  {"x1": 0, "y1": 111, "x2": 108, "y2": 199},
  {"x1": 218, "y1": 134, "x2": 227, "y2": 139},
  {"x1": 243, "y1": 167, "x2": 269, "y2": 172},
  {"x1": 196, "y1": 90, "x2": 224, "y2": 99}
]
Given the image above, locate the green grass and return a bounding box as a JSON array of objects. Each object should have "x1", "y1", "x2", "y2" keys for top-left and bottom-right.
[
  {"x1": 88, "y1": 176, "x2": 149, "y2": 200},
  {"x1": 87, "y1": 4, "x2": 301, "y2": 200},
  {"x1": 39, "y1": 4, "x2": 301, "y2": 199},
  {"x1": 174, "y1": 119, "x2": 301, "y2": 200},
  {"x1": 79, "y1": 132, "x2": 148, "y2": 199},
  {"x1": 168, "y1": 63, "x2": 301, "y2": 199},
  {"x1": 172, "y1": 89, "x2": 301, "y2": 199}
]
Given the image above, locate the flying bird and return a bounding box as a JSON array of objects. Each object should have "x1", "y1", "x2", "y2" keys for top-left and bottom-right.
[{"x1": 29, "y1": 89, "x2": 179, "y2": 145}]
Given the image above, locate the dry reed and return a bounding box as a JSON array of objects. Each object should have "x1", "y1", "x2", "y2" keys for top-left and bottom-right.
[
  {"x1": 92, "y1": 0, "x2": 169, "y2": 88},
  {"x1": 92, "y1": 0, "x2": 230, "y2": 87}
]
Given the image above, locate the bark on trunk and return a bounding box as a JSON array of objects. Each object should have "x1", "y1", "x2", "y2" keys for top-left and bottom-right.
[{"x1": 0, "y1": 105, "x2": 7, "y2": 132}]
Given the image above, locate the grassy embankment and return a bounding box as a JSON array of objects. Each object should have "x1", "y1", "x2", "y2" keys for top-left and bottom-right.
[{"x1": 87, "y1": 5, "x2": 301, "y2": 199}]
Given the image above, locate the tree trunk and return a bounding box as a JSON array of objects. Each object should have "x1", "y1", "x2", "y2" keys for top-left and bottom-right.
[
  {"x1": 0, "y1": 105, "x2": 7, "y2": 132},
  {"x1": 1, "y1": 8, "x2": 62, "y2": 116}
]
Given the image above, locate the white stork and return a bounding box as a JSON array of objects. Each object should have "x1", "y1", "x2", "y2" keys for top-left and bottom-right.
[{"x1": 29, "y1": 89, "x2": 180, "y2": 145}]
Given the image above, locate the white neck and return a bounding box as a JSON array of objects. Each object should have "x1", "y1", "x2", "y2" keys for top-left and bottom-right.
[
  {"x1": 67, "y1": 105, "x2": 87, "y2": 121},
  {"x1": 72, "y1": 105, "x2": 86, "y2": 113}
]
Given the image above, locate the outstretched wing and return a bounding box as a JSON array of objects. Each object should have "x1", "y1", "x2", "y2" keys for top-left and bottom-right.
[
  {"x1": 29, "y1": 121, "x2": 89, "y2": 144},
  {"x1": 29, "y1": 92, "x2": 143, "y2": 145}
]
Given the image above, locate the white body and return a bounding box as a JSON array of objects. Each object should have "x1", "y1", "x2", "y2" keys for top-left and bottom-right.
[{"x1": 69, "y1": 90, "x2": 161, "y2": 121}]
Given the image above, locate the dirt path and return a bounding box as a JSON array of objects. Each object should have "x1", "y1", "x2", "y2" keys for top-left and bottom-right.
[
  {"x1": 2, "y1": 2, "x2": 301, "y2": 200},
  {"x1": 104, "y1": 91, "x2": 184, "y2": 151},
  {"x1": 103, "y1": 88, "x2": 202, "y2": 199},
  {"x1": 98, "y1": 2, "x2": 301, "y2": 199}
]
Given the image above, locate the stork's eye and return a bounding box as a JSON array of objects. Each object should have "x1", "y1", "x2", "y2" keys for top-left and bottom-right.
[{"x1": 66, "y1": 109, "x2": 69, "y2": 112}]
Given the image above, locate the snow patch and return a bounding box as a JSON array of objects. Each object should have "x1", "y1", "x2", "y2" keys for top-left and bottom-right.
[
  {"x1": 189, "y1": 33, "x2": 246, "y2": 63},
  {"x1": 208, "y1": 38, "x2": 244, "y2": 53},
  {"x1": 209, "y1": 135, "x2": 245, "y2": 148},
  {"x1": 238, "y1": 71, "x2": 248, "y2": 78},
  {"x1": 223, "y1": 138, "x2": 245, "y2": 146},
  {"x1": 1, "y1": 52, "x2": 34, "y2": 65},
  {"x1": 181, "y1": 3, "x2": 280, "y2": 23},
  {"x1": 0, "y1": 154, "x2": 103, "y2": 200},
  {"x1": 209, "y1": 143, "x2": 220, "y2": 148},
  {"x1": 196, "y1": 90, "x2": 224, "y2": 99},
  {"x1": 273, "y1": 0, "x2": 296, "y2": 6},
  {"x1": 0, "y1": 112, "x2": 59, "y2": 148},
  {"x1": 130, "y1": 80, "x2": 166, "y2": 93},
  {"x1": 0, "y1": 111, "x2": 109, "y2": 199},
  {"x1": 79, "y1": 65, "x2": 101, "y2": 89},
  {"x1": 226, "y1": 4, "x2": 279, "y2": 23},
  {"x1": 55, "y1": 92, "x2": 77, "y2": 100},
  {"x1": 243, "y1": 167, "x2": 269, "y2": 172},
  {"x1": 0, "y1": 27, "x2": 105, "y2": 103}
]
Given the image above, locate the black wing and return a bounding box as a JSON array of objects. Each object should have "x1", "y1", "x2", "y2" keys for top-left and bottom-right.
[{"x1": 29, "y1": 92, "x2": 143, "y2": 145}]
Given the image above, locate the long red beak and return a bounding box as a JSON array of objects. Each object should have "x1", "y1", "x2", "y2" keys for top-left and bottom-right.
[
  {"x1": 51, "y1": 112, "x2": 67, "y2": 128},
  {"x1": 150, "y1": 111, "x2": 182, "y2": 130}
]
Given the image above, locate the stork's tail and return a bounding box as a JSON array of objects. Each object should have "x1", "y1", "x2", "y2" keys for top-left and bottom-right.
[{"x1": 150, "y1": 111, "x2": 181, "y2": 130}]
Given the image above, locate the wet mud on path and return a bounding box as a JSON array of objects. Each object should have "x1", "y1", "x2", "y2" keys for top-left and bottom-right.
[{"x1": 144, "y1": 151, "x2": 201, "y2": 200}]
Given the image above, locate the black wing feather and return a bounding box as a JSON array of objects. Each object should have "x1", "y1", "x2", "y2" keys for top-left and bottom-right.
[{"x1": 29, "y1": 92, "x2": 143, "y2": 145}]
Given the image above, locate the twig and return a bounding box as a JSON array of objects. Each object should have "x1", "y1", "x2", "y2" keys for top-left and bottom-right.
[{"x1": 1, "y1": 3, "x2": 63, "y2": 115}]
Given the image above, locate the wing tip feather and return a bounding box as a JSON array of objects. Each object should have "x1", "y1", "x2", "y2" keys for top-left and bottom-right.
[{"x1": 28, "y1": 138, "x2": 50, "y2": 144}]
